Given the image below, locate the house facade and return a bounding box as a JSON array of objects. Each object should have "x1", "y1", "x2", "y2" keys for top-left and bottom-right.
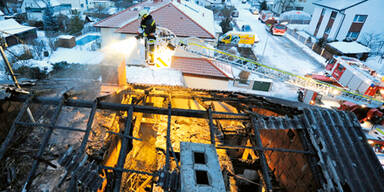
[
  {"x1": 307, "y1": 0, "x2": 384, "y2": 42},
  {"x1": 94, "y1": 0, "x2": 216, "y2": 64},
  {"x1": 21, "y1": 0, "x2": 72, "y2": 21},
  {"x1": 57, "y1": 0, "x2": 88, "y2": 10},
  {"x1": 271, "y1": 0, "x2": 317, "y2": 15},
  {"x1": 0, "y1": 19, "x2": 37, "y2": 46}
]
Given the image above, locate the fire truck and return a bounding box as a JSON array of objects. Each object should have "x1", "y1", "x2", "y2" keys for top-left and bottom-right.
[
  {"x1": 300, "y1": 56, "x2": 384, "y2": 105},
  {"x1": 325, "y1": 56, "x2": 383, "y2": 96}
]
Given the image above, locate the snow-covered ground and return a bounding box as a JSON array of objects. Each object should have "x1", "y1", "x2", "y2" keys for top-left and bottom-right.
[
  {"x1": 2, "y1": 31, "x2": 104, "y2": 77},
  {"x1": 126, "y1": 66, "x2": 184, "y2": 86},
  {"x1": 234, "y1": 0, "x2": 324, "y2": 76},
  {"x1": 221, "y1": 0, "x2": 326, "y2": 101},
  {"x1": 366, "y1": 56, "x2": 384, "y2": 75}
]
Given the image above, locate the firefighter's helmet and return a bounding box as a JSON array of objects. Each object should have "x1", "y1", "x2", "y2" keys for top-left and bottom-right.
[{"x1": 138, "y1": 9, "x2": 148, "y2": 19}]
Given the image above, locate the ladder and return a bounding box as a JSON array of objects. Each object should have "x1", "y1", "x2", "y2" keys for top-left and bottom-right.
[
  {"x1": 154, "y1": 27, "x2": 383, "y2": 108},
  {"x1": 180, "y1": 40, "x2": 384, "y2": 108}
]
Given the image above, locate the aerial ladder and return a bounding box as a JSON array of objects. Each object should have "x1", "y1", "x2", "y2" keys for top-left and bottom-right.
[{"x1": 155, "y1": 27, "x2": 384, "y2": 108}]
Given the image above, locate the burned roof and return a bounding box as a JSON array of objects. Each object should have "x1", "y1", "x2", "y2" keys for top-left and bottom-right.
[{"x1": 0, "y1": 82, "x2": 383, "y2": 191}]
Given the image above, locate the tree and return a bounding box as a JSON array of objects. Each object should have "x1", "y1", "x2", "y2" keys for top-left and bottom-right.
[
  {"x1": 274, "y1": 0, "x2": 295, "y2": 13},
  {"x1": 69, "y1": 10, "x2": 84, "y2": 35},
  {"x1": 317, "y1": 37, "x2": 327, "y2": 48},
  {"x1": 220, "y1": 18, "x2": 233, "y2": 34},
  {"x1": 43, "y1": 2, "x2": 58, "y2": 34},
  {"x1": 56, "y1": 14, "x2": 69, "y2": 32},
  {"x1": 260, "y1": 0, "x2": 268, "y2": 10},
  {"x1": 221, "y1": 6, "x2": 235, "y2": 18}
]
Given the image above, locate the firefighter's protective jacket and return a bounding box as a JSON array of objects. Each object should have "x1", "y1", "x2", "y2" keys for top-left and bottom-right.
[{"x1": 140, "y1": 15, "x2": 156, "y2": 37}]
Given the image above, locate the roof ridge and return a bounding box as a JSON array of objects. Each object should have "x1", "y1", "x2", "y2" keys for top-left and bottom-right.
[
  {"x1": 94, "y1": 0, "x2": 163, "y2": 28},
  {"x1": 115, "y1": 2, "x2": 171, "y2": 32}
]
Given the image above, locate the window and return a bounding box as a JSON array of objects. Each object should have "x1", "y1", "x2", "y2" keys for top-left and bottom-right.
[
  {"x1": 330, "y1": 11, "x2": 337, "y2": 19},
  {"x1": 346, "y1": 31, "x2": 360, "y2": 40},
  {"x1": 353, "y1": 15, "x2": 367, "y2": 23},
  {"x1": 321, "y1": 8, "x2": 325, "y2": 16},
  {"x1": 324, "y1": 26, "x2": 331, "y2": 34}
]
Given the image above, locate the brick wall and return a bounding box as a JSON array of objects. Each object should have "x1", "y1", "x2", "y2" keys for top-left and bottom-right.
[{"x1": 260, "y1": 130, "x2": 315, "y2": 192}]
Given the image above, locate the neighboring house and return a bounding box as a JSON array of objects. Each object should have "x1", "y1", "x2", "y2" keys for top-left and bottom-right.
[
  {"x1": 94, "y1": 0, "x2": 215, "y2": 64},
  {"x1": 4, "y1": 0, "x2": 23, "y2": 14},
  {"x1": 271, "y1": 0, "x2": 317, "y2": 15},
  {"x1": 88, "y1": 0, "x2": 115, "y2": 9},
  {"x1": 193, "y1": 0, "x2": 222, "y2": 7},
  {"x1": 57, "y1": 0, "x2": 88, "y2": 10},
  {"x1": 307, "y1": 0, "x2": 384, "y2": 42},
  {"x1": 0, "y1": 19, "x2": 37, "y2": 46},
  {"x1": 21, "y1": 0, "x2": 71, "y2": 21},
  {"x1": 171, "y1": 56, "x2": 232, "y2": 90}
]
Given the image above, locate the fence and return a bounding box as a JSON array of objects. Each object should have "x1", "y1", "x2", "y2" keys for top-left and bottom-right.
[{"x1": 286, "y1": 28, "x2": 334, "y2": 61}]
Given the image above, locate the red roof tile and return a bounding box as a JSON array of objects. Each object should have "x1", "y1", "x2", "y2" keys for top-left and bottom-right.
[
  {"x1": 171, "y1": 56, "x2": 230, "y2": 79},
  {"x1": 116, "y1": 2, "x2": 215, "y2": 39},
  {"x1": 94, "y1": 0, "x2": 169, "y2": 28}
]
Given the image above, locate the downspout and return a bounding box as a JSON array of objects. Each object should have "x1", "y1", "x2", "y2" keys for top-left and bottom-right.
[{"x1": 334, "y1": 12, "x2": 345, "y2": 41}]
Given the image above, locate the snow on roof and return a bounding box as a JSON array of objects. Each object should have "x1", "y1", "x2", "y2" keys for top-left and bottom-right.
[
  {"x1": 328, "y1": 41, "x2": 371, "y2": 54},
  {"x1": 280, "y1": 10, "x2": 311, "y2": 21},
  {"x1": 313, "y1": 0, "x2": 367, "y2": 10},
  {"x1": 58, "y1": 35, "x2": 74, "y2": 39},
  {"x1": 172, "y1": 0, "x2": 215, "y2": 38},
  {"x1": 116, "y1": 1, "x2": 215, "y2": 39},
  {"x1": 94, "y1": 0, "x2": 169, "y2": 28},
  {"x1": 0, "y1": 19, "x2": 36, "y2": 37},
  {"x1": 126, "y1": 66, "x2": 184, "y2": 86},
  {"x1": 171, "y1": 56, "x2": 231, "y2": 79},
  {"x1": 24, "y1": 0, "x2": 61, "y2": 9}
]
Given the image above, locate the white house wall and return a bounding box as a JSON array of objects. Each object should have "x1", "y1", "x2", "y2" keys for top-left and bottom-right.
[
  {"x1": 307, "y1": 6, "x2": 322, "y2": 35},
  {"x1": 27, "y1": 12, "x2": 43, "y2": 21},
  {"x1": 327, "y1": 12, "x2": 344, "y2": 40},
  {"x1": 58, "y1": 0, "x2": 87, "y2": 10},
  {"x1": 183, "y1": 76, "x2": 229, "y2": 90},
  {"x1": 336, "y1": 0, "x2": 384, "y2": 42},
  {"x1": 315, "y1": 8, "x2": 331, "y2": 39}
]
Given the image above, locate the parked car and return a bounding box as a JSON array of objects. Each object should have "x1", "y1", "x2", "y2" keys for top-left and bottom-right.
[
  {"x1": 231, "y1": 9, "x2": 239, "y2": 18},
  {"x1": 218, "y1": 31, "x2": 259, "y2": 46},
  {"x1": 241, "y1": 25, "x2": 252, "y2": 32},
  {"x1": 267, "y1": 24, "x2": 287, "y2": 35},
  {"x1": 249, "y1": 7, "x2": 259, "y2": 15},
  {"x1": 259, "y1": 10, "x2": 273, "y2": 23}
]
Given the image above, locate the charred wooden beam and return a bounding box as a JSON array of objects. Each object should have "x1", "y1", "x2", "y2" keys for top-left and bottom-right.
[
  {"x1": 23, "y1": 97, "x2": 65, "y2": 191},
  {"x1": 113, "y1": 105, "x2": 134, "y2": 192},
  {"x1": 0, "y1": 96, "x2": 33, "y2": 160},
  {"x1": 16, "y1": 122, "x2": 86, "y2": 132},
  {"x1": 165, "y1": 103, "x2": 172, "y2": 173},
  {"x1": 208, "y1": 107, "x2": 216, "y2": 146},
  {"x1": 102, "y1": 166, "x2": 155, "y2": 176},
  {"x1": 216, "y1": 144, "x2": 314, "y2": 154},
  {"x1": 251, "y1": 115, "x2": 272, "y2": 192},
  {"x1": 9, "y1": 94, "x2": 248, "y2": 119}
]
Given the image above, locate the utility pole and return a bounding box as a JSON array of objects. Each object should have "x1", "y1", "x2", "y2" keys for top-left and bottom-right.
[{"x1": 0, "y1": 46, "x2": 36, "y2": 123}]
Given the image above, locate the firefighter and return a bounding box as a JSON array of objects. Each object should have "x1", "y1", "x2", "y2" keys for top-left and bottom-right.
[{"x1": 137, "y1": 9, "x2": 156, "y2": 65}]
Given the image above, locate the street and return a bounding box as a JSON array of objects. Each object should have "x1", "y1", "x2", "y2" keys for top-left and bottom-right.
[{"x1": 234, "y1": 0, "x2": 324, "y2": 76}]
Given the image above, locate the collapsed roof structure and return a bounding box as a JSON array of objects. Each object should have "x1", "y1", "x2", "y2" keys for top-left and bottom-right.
[{"x1": 0, "y1": 61, "x2": 383, "y2": 191}]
